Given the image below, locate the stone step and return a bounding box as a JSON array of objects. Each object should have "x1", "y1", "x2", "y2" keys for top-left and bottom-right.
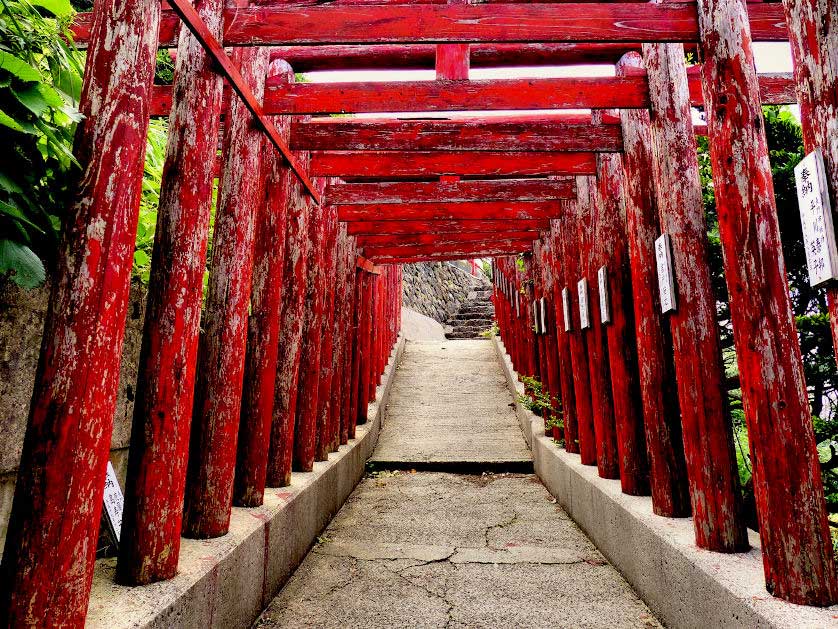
[{"x1": 451, "y1": 311, "x2": 493, "y2": 321}]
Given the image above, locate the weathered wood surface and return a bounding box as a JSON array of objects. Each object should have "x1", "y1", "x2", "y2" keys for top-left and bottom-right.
[
  {"x1": 0, "y1": 0, "x2": 160, "y2": 621},
  {"x1": 547, "y1": 225, "x2": 579, "y2": 453},
  {"x1": 436, "y1": 40, "x2": 469, "y2": 80},
  {"x1": 364, "y1": 241, "x2": 528, "y2": 260},
  {"x1": 698, "y1": 0, "x2": 836, "y2": 603},
  {"x1": 617, "y1": 51, "x2": 690, "y2": 518},
  {"x1": 310, "y1": 151, "x2": 597, "y2": 178},
  {"x1": 166, "y1": 0, "x2": 318, "y2": 201},
  {"x1": 117, "y1": 0, "x2": 224, "y2": 583},
  {"x1": 643, "y1": 38, "x2": 746, "y2": 551},
  {"x1": 558, "y1": 192, "x2": 597, "y2": 466},
  {"x1": 266, "y1": 152, "x2": 313, "y2": 487},
  {"x1": 293, "y1": 180, "x2": 331, "y2": 472},
  {"x1": 182, "y1": 47, "x2": 270, "y2": 539},
  {"x1": 337, "y1": 200, "x2": 561, "y2": 222},
  {"x1": 326, "y1": 179, "x2": 574, "y2": 205},
  {"x1": 347, "y1": 219, "x2": 549, "y2": 235},
  {"x1": 782, "y1": 0, "x2": 838, "y2": 375},
  {"x1": 314, "y1": 189, "x2": 340, "y2": 462},
  {"x1": 234, "y1": 60, "x2": 291, "y2": 508},
  {"x1": 595, "y1": 146, "x2": 650, "y2": 495},
  {"x1": 357, "y1": 231, "x2": 539, "y2": 248},
  {"x1": 291, "y1": 118, "x2": 622, "y2": 152},
  {"x1": 262, "y1": 77, "x2": 649, "y2": 113},
  {"x1": 583, "y1": 169, "x2": 620, "y2": 480},
  {"x1": 72, "y1": 3, "x2": 789, "y2": 46}
]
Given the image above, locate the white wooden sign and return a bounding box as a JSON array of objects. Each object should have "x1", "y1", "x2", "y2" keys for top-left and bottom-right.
[
  {"x1": 103, "y1": 461, "x2": 124, "y2": 544},
  {"x1": 533, "y1": 299, "x2": 540, "y2": 333},
  {"x1": 562, "y1": 287, "x2": 572, "y2": 332},
  {"x1": 540, "y1": 297, "x2": 548, "y2": 334},
  {"x1": 597, "y1": 265, "x2": 611, "y2": 324},
  {"x1": 795, "y1": 149, "x2": 838, "y2": 287},
  {"x1": 655, "y1": 234, "x2": 677, "y2": 313},
  {"x1": 577, "y1": 278, "x2": 591, "y2": 329}
]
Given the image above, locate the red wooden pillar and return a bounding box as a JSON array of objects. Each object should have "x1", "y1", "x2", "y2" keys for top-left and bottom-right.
[
  {"x1": 643, "y1": 38, "x2": 747, "y2": 550},
  {"x1": 233, "y1": 60, "x2": 291, "y2": 507},
  {"x1": 331, "y1": 234, "x2": 351, "y2": 448},
  {"x1": 182, "y1": 47, "x2": 270, "y2": 538},
  {"x1": 596, "y1": 143, "x2": 650, "y2": 496},
  {"x1": 538, "y1": 240, "x2": 562, "y2": 440},
  {"x1": 368, "y1": 275, "x2": 380, "y2": 400},
  {"x1": 357, "y1": 271, "x2": 374, "y2": 423},
  {"x1": 781, "y1": 0, "x2": 838, "y2": 368},
  {"x1": 697, "y1": 0, "x2": 837, "y2": 603},
  {"x1": 266, "y1": 151, "x2": 312, "y2": 488},
  {"x1": 314, "y1": 198, "x2": 339, "y2": 462},
  {"x1": 349, "y1": 267, "x2": 366, "y2": 431},
  {"x1": 547, "y1": 226, "x2": 579, "y2": 453},
  {"x1": 558, "y1": 192, "x2": 596, "y2": 465},
  {"x1": 0, "y1": 0, "x2": 160, "y2": 620},
  {"x1": 117, "y1": 0, "x2": 224, "y2": 583},
  {"x1": 582, "y1": 172, "x2": 620, "y2": 480},
  {"x1": 617, "y1": 52, "x2": 690, "y2": 517},
  {"x1": 294, "y1": 184, "x2": 330, "y2": 472}
]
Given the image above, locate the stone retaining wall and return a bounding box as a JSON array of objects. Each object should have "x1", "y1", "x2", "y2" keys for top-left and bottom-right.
[
  {"x1": 0, "y1": 278, "x2": 146, "y2": 550},
  {"x1": 401, "y1": 261, "x2": 489, "y2": 324}
]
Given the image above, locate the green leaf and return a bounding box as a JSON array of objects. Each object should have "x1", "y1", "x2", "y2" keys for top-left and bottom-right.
[
  {"x1": 0, "y1": 109, "x2": 32, "y2": 133},
  {"x1": 30, "y1": 0, "x2": 74, "y2": 18},
  {"x1": 133, "y1": 249, "x2": 150, "y2": 267},
  {"x1": 0, "y1": 51, "x2": 40, "y2": 83},
  {"x1": 0, "y1": 239, "x2": 46, "y2": 288},
  {"x1": 12, "y1": 84, "x2": 51, "y2": 116},
  {"x1": 0, "y1": 200, "x2": 45, "y2": 233},
  {"x1": 0, "y1": 171, "x2": 23, "y2": 194}
]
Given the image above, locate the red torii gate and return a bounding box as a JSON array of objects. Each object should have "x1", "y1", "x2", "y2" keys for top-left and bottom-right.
[{"x1": 1, "y1": 0, "x2": 838, "y2": 625}]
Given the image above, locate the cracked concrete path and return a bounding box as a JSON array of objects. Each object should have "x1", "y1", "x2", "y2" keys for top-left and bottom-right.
[
  {"x1": 369, "y1": 340, "x2": 532, "y2": 468},
  {"x1": 253, "y1": 473, "x2": 662, "y2": 628}
]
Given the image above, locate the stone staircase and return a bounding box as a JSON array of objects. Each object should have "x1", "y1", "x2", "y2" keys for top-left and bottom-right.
[{"x1": 444, "y1": 287, "x2": 495, "y2": 339}]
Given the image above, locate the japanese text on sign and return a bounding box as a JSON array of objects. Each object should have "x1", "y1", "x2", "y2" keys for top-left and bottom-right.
[
  {"x1": 578, "y1": 278, "x2": 591, "y2": 330},
  {"x1": 795, "y1": 150, "x2": 838, "y2": 287}
]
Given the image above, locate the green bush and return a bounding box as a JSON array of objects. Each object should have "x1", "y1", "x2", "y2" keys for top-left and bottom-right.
[{"x1": 0, "y1": 0, "x2": 82, "y2": 287}]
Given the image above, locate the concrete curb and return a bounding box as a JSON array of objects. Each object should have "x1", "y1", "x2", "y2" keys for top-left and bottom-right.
[
  {"x1": 492, "y1": 335, "x2": 838, "y2": 629},
  {"x1": 86, "y1": 335, "x2": 406, "y2": 629}
]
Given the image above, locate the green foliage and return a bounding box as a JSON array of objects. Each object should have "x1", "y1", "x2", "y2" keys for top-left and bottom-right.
[
  {"x1": 517, "y1": 375, "x2": 554, "y2": 417},
  {"x1": 699, "y1": 106, "x2": 838, "y2": 511},
  {"x1": 0, "y1": 0, "x2": 83, "y2": 287},
  {"x1": 479, "y1": 321, "x2": 499, "y2": 338},
  {"x1": 154, "y1": 50, "x2": 174, "y2": 85}
]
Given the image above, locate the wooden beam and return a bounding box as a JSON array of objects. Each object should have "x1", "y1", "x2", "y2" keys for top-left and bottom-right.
[
  {"x1": 346, "y1": 219, "x2": 549, "y2": 235},
  {"x1": 263, "y1": 76, "x2": 648, "y2": 114},
  {"x1": 166, "y1": 0, "x2": 320, "y2": 202},
  {"x1": 336, "y1": 200, "x2": 560, "y2": 221},
  {"x1": 310, "y1": 151, "x2": 597, "y2": 178},
  {"x1": 326, "y1": 179, "x2": 574, "y2": 205},
  {"x1": 292, "y1": 118, "x2": 622, "y2": 152},
  {"x1": 357, "y1": 231, "x2": 538, "y2": 248},
  {"x1": 71, "y1": 4, "x2": 788, "y2": 46},
  {"x1": 149, "y1": 72, "x2": 797, "y2": 117},
  {"x1": 368, "y1": 242, "x2": 529, "y2": 262}
]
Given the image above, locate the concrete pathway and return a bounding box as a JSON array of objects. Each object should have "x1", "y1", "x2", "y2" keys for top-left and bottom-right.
[
  {"x1": 370, "y1": 340, "x2": 531, "y2": 469},
  {"x1": 254, "y1": 340, "x2": 661, "y2": 628},
  {"x1": 254, "y1": 473, "x2": 661, "y2": 628}
]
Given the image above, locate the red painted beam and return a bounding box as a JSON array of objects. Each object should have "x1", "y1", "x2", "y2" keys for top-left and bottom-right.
[
  {"x1": 311, "y1": 151, "x2": 597, "y2": 178},
  {"x1": 148, "y1": 72, "x2": 796, "y2": 117},
  {"x1": 346, "y1": 219, "x2": 549, "y2": 235},
  {"x1": 291, "y1": 118, "x2": 622, "y2": 152},
  {"x1": 356, "y1": 255, "x2": 381, "y2": 274},
  {"x1": 365, "y1": 240, "x2": 529, "y2": 258},
  {"x1": 326, "y1": 179, "x2": 574, "y2": 205},
  {"x1": 71, "y1": 4, "x2": 788, "y2": 46},
  {"x1": 262, "y1": 76, "x2": 649, "y2": 114},
  {"x1": 166, "y1": 0, "x2": 319, "y2": 202},
  {"x1": 357, "y1": 231, "x2": 537, "y2": 248},
  {"x1": 336, "y1": 200, "x2": 560, "y2": 221},
  {"x1": 373, "y1": 250, "x2": 526, "y2": 265}
]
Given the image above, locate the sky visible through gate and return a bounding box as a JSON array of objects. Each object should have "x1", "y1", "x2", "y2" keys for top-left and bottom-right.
[{"x1": 302, "y1": 42, "x2": 799, "y2": 123}]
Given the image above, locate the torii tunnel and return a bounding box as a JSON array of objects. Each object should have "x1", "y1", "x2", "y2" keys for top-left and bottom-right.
[{"x1": 2, "y1": 0, "x2": 838, "y2": 626}]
